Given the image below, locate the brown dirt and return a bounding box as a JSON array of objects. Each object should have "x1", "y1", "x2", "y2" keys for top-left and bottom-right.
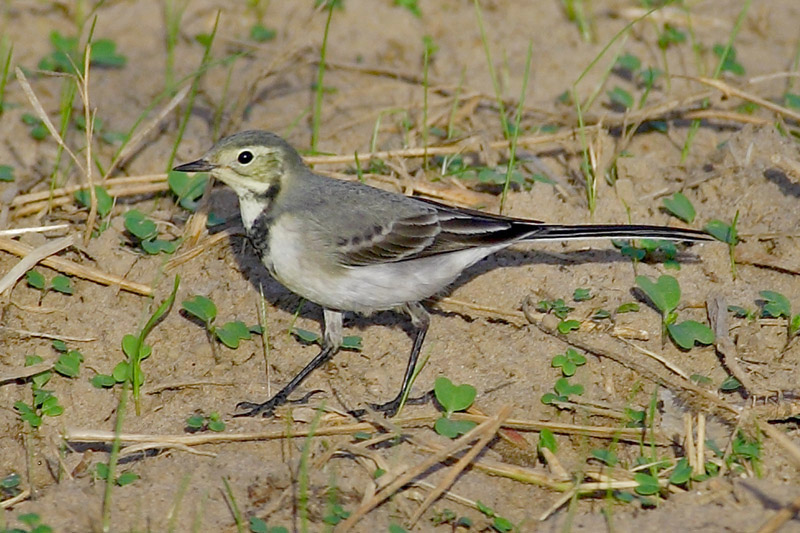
[{"x1": 2, "y1": 1, "x2": 800, "y2": 531}]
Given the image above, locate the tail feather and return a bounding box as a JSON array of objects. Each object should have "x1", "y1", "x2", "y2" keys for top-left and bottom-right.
[{"x1": 520, "y1": 224, "x2": 710, "y2": 242}]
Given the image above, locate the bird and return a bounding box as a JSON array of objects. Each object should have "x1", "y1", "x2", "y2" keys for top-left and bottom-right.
[{"x1": 173, "y1": 130, "x2": 709, "y2": 418}]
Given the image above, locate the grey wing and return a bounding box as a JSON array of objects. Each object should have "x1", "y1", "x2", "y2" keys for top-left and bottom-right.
[
  {"x1": 337, "y1": 209, "x2": 442, "y2": 266},
  {"x1": 338, "y1": 197, "x2": 543, "y2": 266},
  {"x1": 418, "y1": 200, "x2": 540, "y2": 255}
]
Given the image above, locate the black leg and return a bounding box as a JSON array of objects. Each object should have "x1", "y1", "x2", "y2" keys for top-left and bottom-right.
[
  {"x1": 235, "y1": 309, "x2": 344, "y2": 418},
  {"x1": 368, "y1": 302, "x2": 431, "y2": 417},
  {"x1": 234, "y1": 344, "x2": 338, "y2": 417}
]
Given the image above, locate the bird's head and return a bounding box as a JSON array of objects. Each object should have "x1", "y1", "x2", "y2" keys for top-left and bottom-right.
[{"x1": 173, "y1": 130, "x2": 304, "y2": 198}]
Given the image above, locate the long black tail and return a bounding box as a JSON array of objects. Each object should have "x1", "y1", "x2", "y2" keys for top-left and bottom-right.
[
  {"x1": 417, "y1": 196, "x2": 710, "y2": 250},
  {"x1": 521, "y1": 224, "x2": 710, "y2": 242}
]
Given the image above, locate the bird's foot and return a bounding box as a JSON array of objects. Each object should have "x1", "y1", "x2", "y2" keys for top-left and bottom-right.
[
  {"x1": 233, "y1": 390, "x2": 324, "y2": 418},
  {"x1": 349, "y1": 389, "x2": 435, "y2": 418}
]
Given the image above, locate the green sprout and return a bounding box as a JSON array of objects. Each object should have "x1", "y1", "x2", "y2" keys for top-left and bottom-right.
[
  {"x1": 704, "y1": 210, "x2": 739, "y2": 279},
  {"x1": 712, "y1": 44, "x2": 745, "y2": 75},
  {"x1": 433, "y1": 376, "x2": 477, "y2": 438},
  {"x1": 75, "y1": 185, "x2": 114, "y2": 235},
  {"x1": 394, "y1": 0, "x2": 421, "y2": 17},
  {"x1": 11, "y1": 513, "x2": 54, "y2": 533},
  {"x1": 186, "y1": 411, "x2": 226, "y2": 433},
  {"x1": 1, "y1": 472, "x2": 21, "y2": 500},
  {"x1": 95, "y1": 462, "x2": 139, "y2": 487},
  {"x1": 551, "y1": 348, "x2": 586, "y2": 377},
  {"x1": 616, "y1": 302, "x2": 640, "y2": 313},
  {"x1": 168, "y1": 170, "x2": 209, "y2": 211},
  {"x1": 538, "y1": 428, "x2": 557, "y2": 454},
  {"x1": 784, "y1": 92, "x2": 800, "y2": 110},
  {"x1": 633, "y1": 472, "x2": 661, "y2": 496},
  {"x1": 476, "y1": 500, "x2": 514, "y2": 533},
  {"x1": 591, "y1": 448, "x2": 618, "y2": 466},
  {"x1": 182, "y1": 295, "x2": 261, "y2": 350},
  {"x1": 662, "y1": 192, "x2": 696, "y2": 224},
  {"x1": 74, "y1": 186, "x2": 113, "y2": 217},
  {"x1": 536, "y1": 298, "x2": 580, "y2": 333},
  {"x1": 541, "y1": 377, "x2": 585, "y2": 405},
  {"x1": 21, "y1": 113, "x2": 48, "y2": 140},
  {"x1": 0, "y1": 164, "x2": 14, "y2": 182},
  {"x1": 291, "y1": 327, "x2": 361, "y2": 351},
  {"x1": 90, "y1": 277, "x2": 179, "y2": 415},
  {"x1": 13, "y1": 348, "x2": 82, "y2": 429},
  {"x1": 728, "y1": 431, "x2": 762, "y2": 476},
  {"x1": 607, "y1": 86, "x2": 634, "y2": 110},
  {"x1": 657, "y1": 24, "x2": 686, "y2": 49},
  {"x1": 25, "y1": 270, "x2": 74, "y2": 297},
  {"x1": 38, "y1": 30, "x2": 126, "y2": 73},
  {"x1": 431, "y1": 508, "x2": 472, "y2": 528},
  {"x1": 123, "y1": 209, "x2": 178, "y2": 254},
  {"x1": 573, "y1": 287, "x2": 593, "y2": 301},
  {"x1": 758, "y1": 290, "x2": 800, "y2": 341},
  {"x1": 248, "y1": 517, "x2": 289, "y2": 533},
  {"x1": 249, "y1": 24, "x2": 276, "y2": 42},
  {"x1": 719, "y1": 375, "x2": 742, "y2": 392},
  {"x1": 615, "y1": 238, "x2": 679, "y2": 269},
  {"x1": 635, "y1": 274, "x2": 714, "y2": 350}
]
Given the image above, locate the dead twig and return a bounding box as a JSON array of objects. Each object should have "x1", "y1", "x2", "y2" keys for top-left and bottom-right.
[
  {"x1": 407, "y1": 406, "x2": 510, "y2": 526},
  {"x1": 0, "y1": 224, "x2": 70, "y2": 237},
  {"x1": 0, "y1": 327, "x2": 95, "y2": 342},
  {"x1": 12, "y1": 174, "x2": 167, "y2": 209},
  {"x1": 0, "y1": 488, "x2": 31, "y2": 509},
  {"x1": 104, "y1": 85, "x2": 191, "y2": 180},
  {"x1": 0, "y1": 236, "x2": 152, "y2": 296},
  {"x1": 0, "y1": 362, "x2": 55, "y2": 384},
  {"x1": 0, "y1": 235, "x2": 75, "y2": 295},
  {"x1": 614, "y1": 336, "x2": 691, "y2": 381},
  {"x1": 707, "y1": 295, "x2": 756, "y2": 395},
  {"x1": 15, "y1": 67, "x2": 85, "y2": 176},
  {"x1": 756, "y1": 492, "x2": 800, "y2": 533},
  {"x1": 337, "y1": 405, "x2": 511, "y2": 531},
  {"x1": 684, "y1": 75, "x2": 800, "y2": 123},
  {"x1": 164, "y1": 228, "x2": 244, "y2": 271}
]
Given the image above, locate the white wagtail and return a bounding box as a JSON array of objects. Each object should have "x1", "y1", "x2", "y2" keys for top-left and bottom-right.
[{"x1": 174, "y1": 130, "x2": 709, "y2": 417}]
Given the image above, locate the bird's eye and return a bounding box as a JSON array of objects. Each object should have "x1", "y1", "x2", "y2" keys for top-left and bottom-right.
[{"x1": 237, "y1": 150, "x2": 254, "y2": 164}]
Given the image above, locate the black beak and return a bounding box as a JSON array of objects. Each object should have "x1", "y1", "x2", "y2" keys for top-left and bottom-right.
[{"x1": 173, "y1": 159, "x2": 216, "y2": 172}]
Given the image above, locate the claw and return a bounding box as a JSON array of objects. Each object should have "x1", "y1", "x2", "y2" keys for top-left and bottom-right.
[
  {"x1": 287, "y1": 389, "x2": 325, "y2": 405},
  {"x1": 233, "y1": 389, "x2": 326, "y2": 418},
  {"x1": 233, "y1": 400, "x2": 277, "y2": 418},
  {"x1": 348, "y1": 389, "x2": 435, "y2": 419}
]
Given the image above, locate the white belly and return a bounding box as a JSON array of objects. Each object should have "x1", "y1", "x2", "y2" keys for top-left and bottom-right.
[{"x1": 266, "y1": 215, "x2": 504, "y2": 312}]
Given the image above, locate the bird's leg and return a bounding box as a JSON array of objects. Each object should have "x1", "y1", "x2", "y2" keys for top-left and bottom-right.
[
  {"x1": 368, "y1": 302, "x2": 431, "y2": 417},
  {"x1": 235, "y1": 309, "x2": 343, "y2": 417}
]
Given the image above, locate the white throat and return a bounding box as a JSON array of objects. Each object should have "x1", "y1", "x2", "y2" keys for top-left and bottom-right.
[{"x1": 237, "y1": 185, "x2": 276, "y2": 231}]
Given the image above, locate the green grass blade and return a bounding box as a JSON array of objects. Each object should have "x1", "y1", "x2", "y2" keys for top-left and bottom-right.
[
  {"x1": 311, "y1": 3, "x2": 335, "y2": 154},
  {"x1": 102, "y1": 381, "x2": 129, "y2": 533},
  {"x1": 473, "y1": 0, "x2": 509, "y2": 137},
  {"x1": 681, "y1": 0, "x2": 751, "y2": 162},
  {"x1": 131, "y1": 275, "x2": 180, "y2": 414},
  {"x1": 0, "y1": 43, "x2": 12, "y2": 115},
  {"x1": 500, "y1": 40, "x2": 533, "y2": 214},
  {"x1": 221, "y1": 476, "x2": 245, "y2": 533},
  {"x1": 167, "y1": 11, "x2": 220, "y2": 171}
]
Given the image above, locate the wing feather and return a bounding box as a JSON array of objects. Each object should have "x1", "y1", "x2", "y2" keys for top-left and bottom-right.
[{"x1": 338, "y1": 210, "x2": 441, "y2": 266}]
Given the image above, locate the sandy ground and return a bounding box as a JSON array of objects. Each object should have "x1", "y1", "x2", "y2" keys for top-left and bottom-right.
[{"x1": 2, "y1": 1, "x2": 800, "y2": 531}]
